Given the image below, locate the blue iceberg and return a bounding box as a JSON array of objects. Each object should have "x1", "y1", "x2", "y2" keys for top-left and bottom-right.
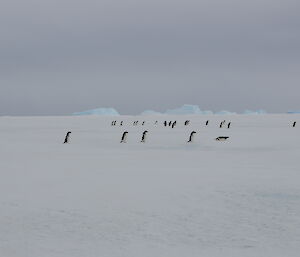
[
  {"x1": 243, "y1": 109, "x2": 267, "y2": 115},
  {"x1": 165, "y1": 105, "x2": 212, "y2": 115},
  {"x1": 141, "y1": 110, "x2": 163, "y2": 115},
  {"x1": 73, "y1": 108, "x2": 120, "y2": 116},
  {"x1": 215, "y1": 110, "x2": 237, "y2": 115},
  {"x1": 287, "y1": 111, "x2": 300, "y2": 114}
]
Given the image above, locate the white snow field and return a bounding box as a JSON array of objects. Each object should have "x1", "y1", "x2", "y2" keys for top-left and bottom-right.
[{"x1": 0, "y1": 114, "x2": 300, "y2": 257}]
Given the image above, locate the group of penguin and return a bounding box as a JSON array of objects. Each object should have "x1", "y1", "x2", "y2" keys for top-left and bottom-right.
[
  {"x1": 220, "y1": 120, "x2": 231, "y2": 128},
  {"x1": 112, "y1": 120, "x2": 148, "y2": 126},
  {"x1": 120, "y1": 130, "x2": 148, "y2": 143},
  {"x1": 63, "y1": 120, "x2": 297, "y2": 144},
  {"x1": 120, "y1": 130, "x2": 229, "y2": 144}
]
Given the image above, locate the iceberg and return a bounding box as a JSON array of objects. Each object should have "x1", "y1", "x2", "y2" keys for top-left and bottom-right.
[
  {"x1": 243, "y1": 109, "x2": 267, "y2": 115},
  {"x1": 215, "y1": 110, "x2": 237, "y2": 115},
  {"x1": 287, "y1": 111, "x2": 300, "y2": 114},
  {"x1": 201, "y1": 110, "x2": 214, "y2": 115},
  {"x1": 165, "y1": 104, "x2": 212, "y2": 115},
  {"x1": 73, "y1": 108, "x2": 120, "y2": 116},
  {"x1": 141, "y1": 110, "x2": 163, "y2": 115}
]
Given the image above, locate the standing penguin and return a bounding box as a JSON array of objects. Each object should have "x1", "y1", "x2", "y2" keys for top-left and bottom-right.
[
  {"x1": 187, "y1": 131, "x2": 196, "y2": 143},
  {"x1": 63, "y1": 131, "x2": 72, "y2": 144},
  {"x1": 142, "y1": 121, "x2": 145, "y2": 125},
  {"x1": 172, "y1": 121, "x2": 176, "y2": 128},
  {"x1": 206, "y1": 120, "x2": 209, "y2": 126},
  {"x1": 120, "y1": 121, "x2": 123, "y2": 126},
  {"x1": 227, "y1": 122, "x2": 231, "y2": 129},
  {"x1": 164, "y1": 121, "x2": 167, "y2": 127},
  {"x1": 120, "y1": 131, "x2": 128, "y2": 143},
  {"x1": 293, "y1": 121, "x2": 296, "y2": 127},
  {"x1": 141, "y1": 130, "x2": 148, "y2": 143},
  {"x1": 219, "y1": 122, "x2": 223, "y2": 128},
  {"x1": 169, "y1": 121, "x2": 172, "y2": 126},
  {"x1": 185, "y1": 120, "x2": 190, "y2": 126}
]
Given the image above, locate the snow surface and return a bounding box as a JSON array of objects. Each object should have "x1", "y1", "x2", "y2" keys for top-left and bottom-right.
[{"x1": 0, "y1": 114, "x2": 300, "y2": 257}]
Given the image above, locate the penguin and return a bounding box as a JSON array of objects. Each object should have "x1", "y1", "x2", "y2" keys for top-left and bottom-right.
[
  {"x1": 293, "y1": 121, "x2": 296, "y2": 127},
  {"x1": 164, "y1": 121, "x2": 167, "y2": 127},
  {"x1": 227, "y1": 122, "x2": 231, "y2": 129},
  {"x1": 120, "y1": 121, "x2": 123, "y2": 126},
  {"x1": 111, "y1": 121, "x2": 114, "y2": 126},
  {"x1": 216, "y1": 136, "x2": 229, "y2": 141},
  {"x1": 120, "y1": 131, "x2": 128, "y2": 143},
  {"x1": 206, "y1": 120, "x2": 209, "y2": 126},
  {"x1": 185, "y1": 120, "x2": 190, "y2": 126},
  {"x1": 142, "y1": 121, "x2": 145, "y2": 125},
  {"x1": 171, "y1": 121, "x2": 176, "y2": 128},
  {"x1": 63, "y1": 131, "x2": 72, "y2": 144},
  {"x1": 187, "y1": 131, "x2": 196, "y2": 143},
  {"x1": 154, "y1": 121, "x2": 158, "y2": 125},
  {"x1": 169, "y1": 121, "x2": 172, "y2": 126},
  {"x1": 114, "y1": 121, "x2": 117, "y2": 126},
  {"x1": 141, "y1": 130, "x2": 148, "y2": 143},
  {"x1": 219, "y1": 122, "x2": 223, "y2": 128}
]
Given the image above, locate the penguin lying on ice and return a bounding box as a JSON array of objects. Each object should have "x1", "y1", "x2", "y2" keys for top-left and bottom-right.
[{"x1": 215, "y1": 136, "x2": 229, "y2": 141}]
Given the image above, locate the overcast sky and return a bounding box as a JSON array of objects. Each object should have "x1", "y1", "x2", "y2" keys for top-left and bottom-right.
[{"x1": 0, "y1": 0, "x2": 299, "y2": 115}]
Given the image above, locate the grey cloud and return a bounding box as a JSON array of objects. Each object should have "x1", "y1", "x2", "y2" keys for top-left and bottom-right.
[{"x1": 0, "y1": 0, "x2": 299, "y2": 115}]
